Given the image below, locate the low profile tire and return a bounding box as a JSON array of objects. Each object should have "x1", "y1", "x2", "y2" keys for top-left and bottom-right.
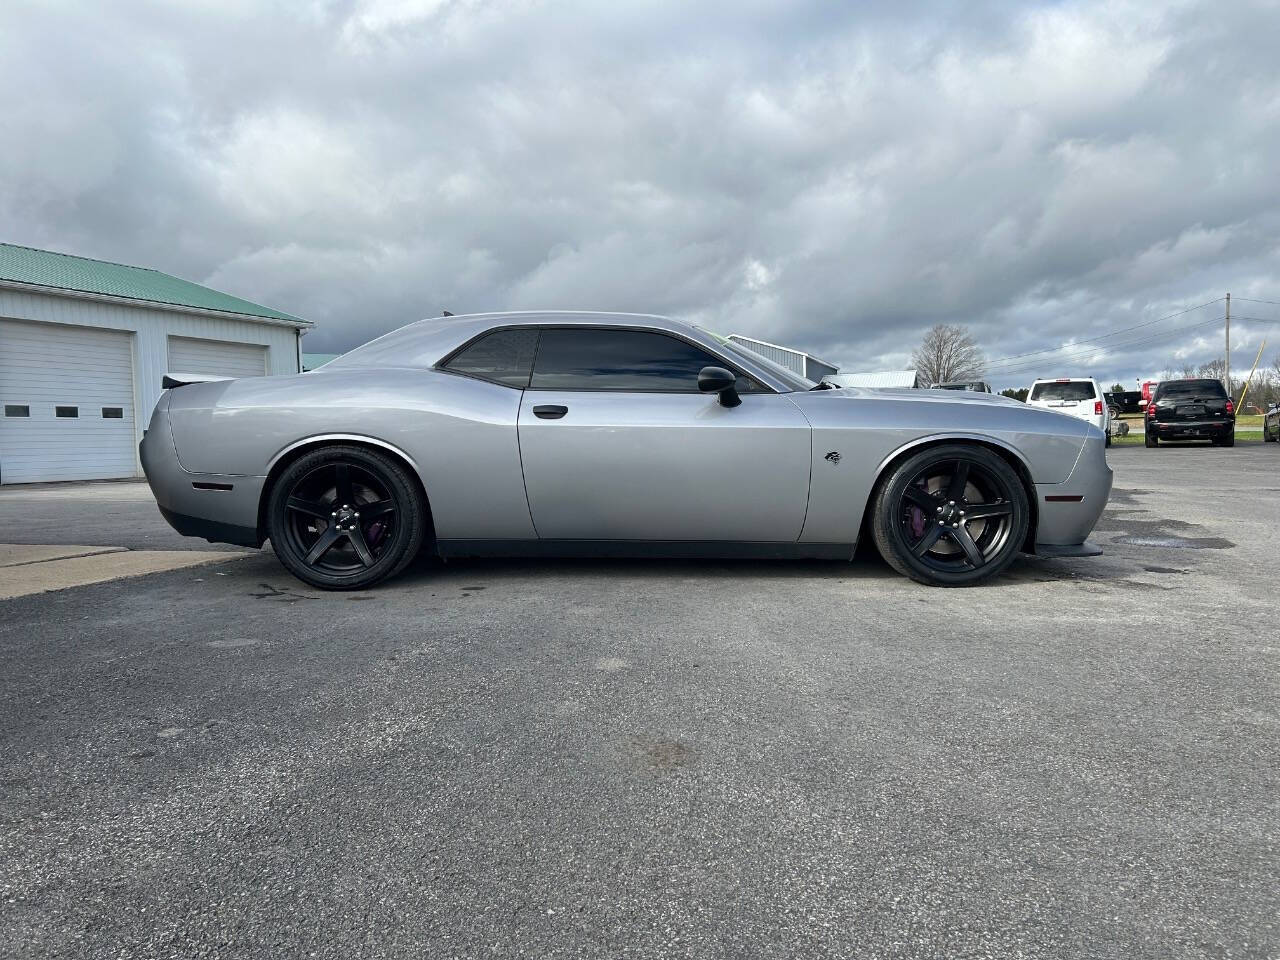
[
  {"x1": 871, "y1": 444, "x2": 1030, "y2": 587},
  {"x1": 1145, "y1": 431, "x2": 1158, "y2": 448},
  {"x1": 267, "y1": 445, "x2": 426, "y2": 590}
]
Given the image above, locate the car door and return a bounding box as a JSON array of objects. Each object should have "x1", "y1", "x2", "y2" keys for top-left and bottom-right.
[{"x1": 517, "y1": 326, "x2": 812, "y2": 542}]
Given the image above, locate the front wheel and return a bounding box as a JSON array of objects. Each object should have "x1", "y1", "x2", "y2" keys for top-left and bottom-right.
[
  {"x1": 870, "y1": 444, "x2": 1030, "y2": 587},
  {"x1": 267, "y1": 445, "x2": 426, "y2": 590}
]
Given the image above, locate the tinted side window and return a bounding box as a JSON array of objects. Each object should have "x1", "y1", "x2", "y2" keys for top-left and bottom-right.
[
  {"x1": 531, "y1": 329, "x2": 757, "y2": 392},
  {"x1": 443, "y1": 329, "x2": 540, "y2": 388}
]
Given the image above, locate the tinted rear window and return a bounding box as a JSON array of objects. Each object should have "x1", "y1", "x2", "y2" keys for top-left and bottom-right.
[
  {"x1": 443, "y1": 328, "x2": 540, "y2": 388},
  {"x1": 1029, "y1": 381, "x2": 1096, "y2": 401},
  {"x1": 1155, "y1": 379, "x2": 1226, "y2": 399}
]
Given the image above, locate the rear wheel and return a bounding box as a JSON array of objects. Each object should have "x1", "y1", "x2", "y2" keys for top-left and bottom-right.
[
  {"x1": 871, "y1": 444, "x2": 1030, "y2": 587},
  {"x1": 1213, "y1": 431, "x2": 1235, "y2": 448},
  {"x1": 267, "y1": 445, "x2": 426, "y2": 590},
  {"x1": 1145, "y1": 431, "x2": 1158, "y2": 448}
]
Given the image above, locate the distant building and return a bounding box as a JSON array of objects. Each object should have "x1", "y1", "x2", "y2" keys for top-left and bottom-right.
[
  {"x1": 823, "y1": 370, "x2": 921, "y2": 389},
  {"x1": 302, "y1": 352, "x2": 342, "y2": 371},
  {"x1": 0, "y1": 242, "x2": 310, "y2": 484},
  {"x1": 727, "y1": 334, "x2": 839, "y2": 382}
]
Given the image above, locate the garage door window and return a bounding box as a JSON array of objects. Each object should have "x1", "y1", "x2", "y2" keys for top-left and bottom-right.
[
  {"x1": 4, "y1": 405, "x2": 29, "y2": 417},
  {"x1": 101, "y1": 407, "x2": 124, "y2": 419},
  {"x1": 55, "y1": 406, "x2": 78, "y2": 418}
]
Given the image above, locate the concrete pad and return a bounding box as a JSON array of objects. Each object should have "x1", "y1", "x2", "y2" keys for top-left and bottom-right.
[
  {"x1": 0, "y1": 544, "x2": 127, "y2": 567},
  {"x1": 0, "y1": 548, "x2": 249, "y2": 600}
]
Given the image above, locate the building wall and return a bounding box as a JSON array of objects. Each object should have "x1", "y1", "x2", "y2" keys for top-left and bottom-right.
[
  {"x1": 727, "y1": 336, "x2": 805, "y2": 375},
  {"x1": 0, "y1": 286, "x2": 300, "y2": 475},
  {"x1": 805, "y1": 357, "x2": 840, "y2": 381}
]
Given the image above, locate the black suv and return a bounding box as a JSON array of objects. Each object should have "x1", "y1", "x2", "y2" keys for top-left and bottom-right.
[{"x1": 1145, "y1": 378, "x2": 1235, "y2": 447}]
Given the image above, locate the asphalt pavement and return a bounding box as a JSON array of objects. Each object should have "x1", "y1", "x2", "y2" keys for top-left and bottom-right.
[{"x1": 1, "y1": 445, "x2": 1276, "y2": 959}]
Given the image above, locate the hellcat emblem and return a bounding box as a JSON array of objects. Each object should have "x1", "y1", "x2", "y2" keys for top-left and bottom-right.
[{"x1": 824, "y1": 451, "x2": 841, "y2": 464}]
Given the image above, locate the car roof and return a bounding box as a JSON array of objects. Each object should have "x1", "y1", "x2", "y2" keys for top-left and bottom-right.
[{"x1": 323, "y1": 310, "x2": 797, "y2": 391}]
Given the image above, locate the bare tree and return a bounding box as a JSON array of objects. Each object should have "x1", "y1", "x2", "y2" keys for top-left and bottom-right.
[{"x1": 911, "y1": 324, "x2": 985, "y2": 386}]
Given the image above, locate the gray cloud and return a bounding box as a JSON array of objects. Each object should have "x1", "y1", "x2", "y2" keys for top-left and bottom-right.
[{"x1": 2, "y1": 0, "x2": 1278, "y2": 388}]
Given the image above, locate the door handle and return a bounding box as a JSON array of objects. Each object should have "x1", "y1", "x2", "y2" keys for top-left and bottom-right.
[{"x1": 533, "y1": 404, "x2": 568, "y2": 420}]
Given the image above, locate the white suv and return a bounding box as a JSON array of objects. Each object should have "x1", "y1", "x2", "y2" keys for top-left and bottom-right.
[{"x1": 1026, "y1": 378, "x2": 1111, "y2": 446}]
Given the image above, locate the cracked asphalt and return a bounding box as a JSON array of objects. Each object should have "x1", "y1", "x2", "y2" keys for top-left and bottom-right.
[{"x1": 1, "y1": 445, "x2": 1276, "y2": 959}]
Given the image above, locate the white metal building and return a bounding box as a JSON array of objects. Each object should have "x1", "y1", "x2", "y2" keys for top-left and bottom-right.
[
  {"x1": 823, "y1": 370, "x2": 921, "y2": 389},
  {"x1": 727, "y1": 334, "x2": 839, "y2": 382},
  {"x1": 0, "y1": 243, "x2": 311, "y2": 484}
]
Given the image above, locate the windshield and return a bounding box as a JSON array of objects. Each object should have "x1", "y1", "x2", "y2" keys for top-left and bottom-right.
[
  {"x1": 1030, "y1": 381, "x2": 1096, "y2": 401},
  {"x1": 702, "y1": 331, "x2": 817, "y2": 392},
  {"x1": 1155, "y1": 379, "x2": 1226, "y2": 399}
]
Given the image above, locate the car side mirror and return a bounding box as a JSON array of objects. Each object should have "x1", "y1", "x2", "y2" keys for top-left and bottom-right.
[{"x1": 698, "y1": 366, "x2": 741, "y2": 408}]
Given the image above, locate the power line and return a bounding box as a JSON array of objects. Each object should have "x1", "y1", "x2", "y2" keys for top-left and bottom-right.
[
  {"x1": 988, "y1": 315, "x2": 1224, "y2": 373},
  {"x1": 1233, "y1": 297, "x2": 1280, "y2": 306},
  {"x1": 1231, "y1": 315, "x2": 1280, "y2": 324},
  {"x1": 989, "y1": 316, "x2": 1226, "y2": 377},
  {"x1": 983, "y1": 297, "x2": 1225, "y2": 367}
]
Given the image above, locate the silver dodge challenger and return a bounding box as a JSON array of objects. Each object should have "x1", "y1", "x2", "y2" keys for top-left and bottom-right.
[{"x1": 141, "y1": 311, "x2": 1112, "y2": 589}]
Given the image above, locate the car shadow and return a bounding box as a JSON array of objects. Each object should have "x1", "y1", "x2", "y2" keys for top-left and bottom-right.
[{"x1": 398, "y1": 550, "x2": 899, "y2": 584}]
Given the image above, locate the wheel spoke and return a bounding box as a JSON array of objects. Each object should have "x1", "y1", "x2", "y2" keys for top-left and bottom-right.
[
  {"x1": 946, "y1": 460, "x2": 970, "y2": 501},
  {"x1": 303, "y1": 526, "x2": 341, "y2": 565},
  {"x1": 333, "y1": 463, "x2": 355, "y2": 506},
  {"x1": 910, "y1": 524, "x2": 944, "y2": 557},
  {"x1": 902, "y1": 485, "x2": 939, "y2": 510},
  {"x1": 950, "y1": 524, "x2": 985, "y2": 567},
  {"x1": 347, "y1": 525, "x2": 376, "y2": 567},
  {"x1": 286, "y1": 496, "x2": 330, "y2": 519},
  {"x1": 963, "y1": 501, "x2": 1012, "y2": 520},
  {"x1": 359, "y1": 499, "x2": 396, "y2": 519}
]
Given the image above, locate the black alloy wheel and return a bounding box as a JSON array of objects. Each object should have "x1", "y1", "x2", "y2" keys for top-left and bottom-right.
[
  {"x1": 872, "y1": 444, "x2": 1029, "y2": 586},
  {"x1": 267, "y1": 445, "x2": 426, "y2": 590}
]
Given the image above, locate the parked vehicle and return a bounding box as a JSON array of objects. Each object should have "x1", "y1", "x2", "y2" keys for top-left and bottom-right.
[
  {"x1": 1144, "y1": 378, "x2": 1235, "y2": 447},
  {"x1": 1140, "y1": 380, "x2": 1160, "y2": 408},
  {"x1": 1026, "y1": 378, "x2": 1111, "y2": 446},
  {"x1": 1264, "y1": 402, "x2": 1279, "y2": 443},
  {"x1": 1103, "y1": 390, "x2": 1143, "y2": 417},
  {"x1": 931, "y1": 381, "x2": 993, "y2": 393},
  {"x1": 141, "y1": 312, "x2": 1111, "y2": 590}
]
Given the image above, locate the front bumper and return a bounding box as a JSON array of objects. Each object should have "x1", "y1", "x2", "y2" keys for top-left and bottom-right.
[
  {"x1": 139, "y1": 395, "x2": 266, "y2": 548},
  {"x1": 1031, "y1": 433, "x2": 1112, "y2": 555}
]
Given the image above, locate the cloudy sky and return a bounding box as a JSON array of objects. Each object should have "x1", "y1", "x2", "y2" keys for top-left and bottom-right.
[{"x1": 2, "y1": 0, "x2": 1278, "y2": 388}]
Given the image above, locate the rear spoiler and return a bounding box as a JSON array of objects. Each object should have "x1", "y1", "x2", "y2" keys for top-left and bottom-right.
[{"x1": 161, "y1": 373, "x2": 233, "y2": 389}]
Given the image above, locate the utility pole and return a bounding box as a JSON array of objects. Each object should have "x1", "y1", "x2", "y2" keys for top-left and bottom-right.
[{"x1": 1225, "y1": 292, "x2": 1231, "y2": 398}]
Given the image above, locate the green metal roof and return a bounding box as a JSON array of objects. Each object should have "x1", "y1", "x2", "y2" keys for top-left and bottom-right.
[
  {"x1": 0, "y1": 242, "x2": 309, "y2": 324},
  {"x1": 302, "y1": 352, "x2": 341, "y2": 370}
]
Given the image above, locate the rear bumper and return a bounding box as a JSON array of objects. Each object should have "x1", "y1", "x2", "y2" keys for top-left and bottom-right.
[
  {"x1": 157, "y1": 505, "x2": 261, "y2": 548},
  {"x1": 1149, "y1": 419, "x2": 1233, "y2": 439},
  {"x1": 139, "y1": 396, "x2": 266, "y2": 548}
]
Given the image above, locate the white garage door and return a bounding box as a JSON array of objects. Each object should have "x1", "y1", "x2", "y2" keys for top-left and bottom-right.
[
  {"x1": 168, "y1": 336, "x2": 267, "y2": 379},
  {"x1": 0, "y1": 318, "x2": 137, "y2": 484}
]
